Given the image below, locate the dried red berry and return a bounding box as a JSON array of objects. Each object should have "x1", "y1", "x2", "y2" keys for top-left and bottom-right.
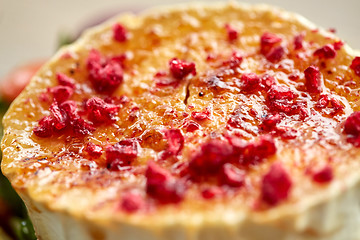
[
  {"x1": 241, "y1": 73, "x2": 261, "y2": 92},
  {"x1": 275, "y1": 127, "x2": 298, "y2": 140},
  {"x1": 261, "y1": 114, "x2": 281, "y2": 131},
  {"x1": 49, "y1": 101, "x2": 67, "y2": 130},
  {"x1": 330, "y1": 97, "x2": 344, "y2": 112},
  {"x1": 106, "y1": 139, "x2": 139, "y2": 170},
  {"x1": 261, "y1": 74, "x2": 275, "y2": 89},
  {"x1": 56, "y1": 73, "x2": 75, "y2": 89},
  {"x1": 312, "y1": 165, "x2": 333, "y2": 184},
  {"x1": 288, "y1": 71, "x2": 300, "y2": 81},
  {"x1": 120, "y1": 192, "x2": 144, "y2": 213},
  {"x1": 189, "y1": 140, "x2": 233, "y2": 176},
  {"x1": 231, "y1": 135, "x2": 277, "y2": 166},
  {"x1": 50, "y1": 85, "x2": 74, "y2": 103},
  {"x1": 71, "y1": 118, "x2": 95, "y2": 136},
  {"x1": 260, "y1": 32, "x2": 282, "y2": 55},
  {"x1": 164, "y1": 129, "x2": 184, "y2": 155},
  {"x1": 87, "y1": 49, "x2": 124, "y2": 94},
  {"x1": 85, "y1": 97, "x2": 119, "y2": 124},
  {"x1": 225, "y1": 24, "x2": 238, "y2": 42},
  {"x1": 316, "y1": 94, "x2": 344, "y2": 113},
  {"x1": 261, "y1": 162, "x2": 292, "y2": 206},
  {"x1": 265, "y1": 46, "x2": 285, "y2": 63},
  {"x1": 145, "y1": 161, "x2": 185, "y2": 204},
  {"x1": 316, "y1": 94, "x2": 330, "y2": 108},
  {"x1": 201, "y1": 186, "x2": 223, "y2": 199},
  {"x1": 313, "y1": 44, "x2": 337, "y2": 59},
  {"x1": 220, "y1": 163, "x2": 245, "y2": 187},
  {"x1": 344, "y1": 111, "x2": 360, "y2": 147},
  {"x1": 113, "y1": 23, "x2": 128, "y2": 42},
  {"x1": 154, "y1": 72, "x2": 179, "y2": 87},
  {"x1": 304, "y1": 66, "x2": 323, "y2": 94},
  {"x1": 333, "y1": 41, "x2": 344, "y2": 51},
  {"x1": 169, "y1": 58, "x2": 196, "y2": 80},
  {"x1": 85, "y1": 142, "x2": 102, "y2": 158},
  {"x1": 33, "y1": 116, "x2": 54, "y2": 138},
  {"x1": 267, "y1": 85, "x2": 298, "y2": 114},
  {"x1": 60, "y1": 100, "x2": 79, "y2": 120},
  {"x1": 252, "y1": 135, "x2": 277, "y2": 161},
  {"x1": 350, "y1": 57, "x2": 360, "y2": 77},
  {"x1": 223, "y1": 51, "x2": 243, "y2": 68},
  {"x1": 293, "y1": 33, "x2": 304, "y2": 50},
  {"x1": 182, "y1": 120, "x2": 200, "y2": 132},
  {"x1": 146, "y1": 161, "x2": 171, "y2": 184},
  {"x1": 268, "y1": 85, "x2": 297, "y2": 102},
  {"x1": 191, "y1": 109, "x2": 210, "y2": 121}
]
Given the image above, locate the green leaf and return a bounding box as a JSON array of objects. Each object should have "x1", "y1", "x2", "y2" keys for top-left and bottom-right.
[{"x1": 10, "y1": 217, "x2": 36, "y2": 240}]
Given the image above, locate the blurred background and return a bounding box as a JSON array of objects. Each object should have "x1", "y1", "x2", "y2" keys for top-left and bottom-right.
[
  {"x1": 0, "y1": 0, "x2": 359, "y2": 239},
  {"x1": 1, "y1": 0, "x2": 360, "y2": 77}
]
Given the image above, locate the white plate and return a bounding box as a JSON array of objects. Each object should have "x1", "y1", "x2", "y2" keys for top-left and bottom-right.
[{"x1": 0, "y1": 0, "x2": 359, "y2": 76}]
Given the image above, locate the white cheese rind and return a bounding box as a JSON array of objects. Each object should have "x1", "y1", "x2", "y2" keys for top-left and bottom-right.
[{"x1": 22, "y1": 180, "x2": 360, "y2": 240}]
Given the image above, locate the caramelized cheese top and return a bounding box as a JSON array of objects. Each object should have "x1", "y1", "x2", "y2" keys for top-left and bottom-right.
[{"x1": 2, "y1": 2, "x2": 360, "y2": 225}]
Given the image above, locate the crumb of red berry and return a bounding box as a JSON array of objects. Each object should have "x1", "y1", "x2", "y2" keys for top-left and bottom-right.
[
  {"x1": 313, "y1": 44, "x2": 337, "y2": 59},
  {"x1": 261, "y1": 162, "x2": 292, "y2": 206},
  {"x1": 260, "y1": 32, "x2": 282, "y2": 55},
  {"x1": 304, "y1": 66, "x2": 323, "y2": 94},
  {"x1": 191, "y1": 108, "x2": 211, "y2": 121},
  {"x1": 169, "y1": 58, "x2": 196, "y2": 80},
  {"x1": 228, "y1": 135, "x2": 277, "y2": 167},
  {"x1": 275, "y1": 127, "x2": 298, "y2": 140},
  {"x1": 106, "y1": 139, "x2": 139, "y2": 170},
  {"x1": 261, "y1": 74, "x2": 275, "y2": 89},
  {"x1": 201, "y1": 186, "x2": 223, "y2": 199},
  {"x1": 85, "y1": 142, "x2": 103, "y2": 158},
  {"x1": 189, "y1": 140, "x2": 233, "y2": 177},
  {"x1": 85, "y1": 97, "x2": 119, "y2": 124},
  {"x1": 316, "y1": 94, "x2": 330, "y2": 108},
  {"x1": 333, "y1": 41, "x2": 344, "y2": 51},
  {"x1": 60, "y1": 100, "x2": 79, "y2": 120},
  {"x1": 71, "y1": 118, "x2": 95, "y2": 136},
  {"x1": 343, "y1": 111, "x2": 360, "y2": 147},
  {"x1": 164, "y1": 129, "x2": 184, "y2": 155},
  {"x1": 265, "y1": 46, "x2": 285, "y2": 63},
  {"x1": 87, "y1": 49, "x2": 124, "y2": 94},
  {"x1": 182, "y1": 120, "x2": 200, "y2": 132},
  {"x1": 288, "y1": 71, "x2": 300, "y2": 81},
  {"x1": 328, "y1": 28, "x2": 336, "y2": 33},
  {"x1": 153, "y1": 71, "x2": 179, "y2": 87},
  {"x1": 49, "y1": 101, "x2": 67, "y2": 131},
  {"x1": 293, "y1": 33, "x2": 304, "y2": 50},
  {"x1": 120, "y1": 192, "x2": 145, "y2": 213},
  {"x1": 261, "y1": 114, "x2": 281, "y2": 131},
  {"x1": 33, "y1": 116, "x2": 54, "y2": 138},
  {"x1": 266, "y1": 85, "x2": 298, "y2": 114},
  {"x1": 145, "y1": 161, "x2": 185, "y2": 204},
  {"x1": 350, "y1": 57, "x2": 360, "y2": 77},
  {"x1": 241, "y1": 73, "x2": 261, "y2": 93},
  {"x1": 222, "y1": 51, "x2": 243, "y2": 68},
  {"x1": 56, "y1": 73, "x2": 76, "y2": 89},
  {"x1": 50, "y1": 85, "x2": 74, "y2": 103},
  {"x1": 113, "y1": 23, "x2": 128, "y2": 42},
  {"x1": 220, "y1": 163, "x2": 245, "y2": 188},
  {"x1": 312, "y1": 165, "x2": 333, "y2": 184},
  {"x1": 225, "y1": 24, "x2": 238, "y2": 42}
]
